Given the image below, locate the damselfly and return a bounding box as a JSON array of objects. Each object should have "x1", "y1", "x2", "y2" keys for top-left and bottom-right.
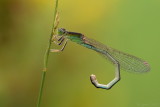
[{"x1": 51, "y1": 28, "x2": 150, "y2": 89}]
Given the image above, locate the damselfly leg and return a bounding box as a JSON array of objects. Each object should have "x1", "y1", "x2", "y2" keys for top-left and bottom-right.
[{"x1": 50, "y1": 36, "x2": 68, "y2": 52}]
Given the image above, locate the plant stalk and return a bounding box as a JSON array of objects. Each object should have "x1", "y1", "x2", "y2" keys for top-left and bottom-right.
[{"x1": 37, "y1": 0, "x2": 59, "y2": 107}]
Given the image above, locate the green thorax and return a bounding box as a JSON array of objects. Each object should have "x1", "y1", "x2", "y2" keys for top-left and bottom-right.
[
  {"x1": 66, "y1": 32, "x2": 84, "y2": 44},
  {"x1": 66, "y1": 32, "x2": 106, "y2": 54}
]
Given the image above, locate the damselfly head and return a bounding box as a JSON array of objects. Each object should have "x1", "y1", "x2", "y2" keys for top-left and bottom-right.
[{"x1": 58, "y1": 28, "x2": 66, "y2": 36}]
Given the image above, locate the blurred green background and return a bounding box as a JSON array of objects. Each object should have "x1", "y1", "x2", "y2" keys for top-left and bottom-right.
[{"x1": 0, "y1": 0, "x2": 160, "y2": 107}]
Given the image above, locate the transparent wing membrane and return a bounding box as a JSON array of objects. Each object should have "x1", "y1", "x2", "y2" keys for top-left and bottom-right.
[{"x1": 84, "y1": 37, "x2": 150, "y2": 73}]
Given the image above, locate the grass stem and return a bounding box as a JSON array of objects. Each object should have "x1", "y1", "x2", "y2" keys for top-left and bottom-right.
[{"x1": 37, "y1": 0, "x2": 59, "y2": 107}]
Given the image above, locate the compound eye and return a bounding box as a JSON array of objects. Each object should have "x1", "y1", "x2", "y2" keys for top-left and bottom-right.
[
  {"x1": 58, "y1": 28, "x2": 66, "y2": 36},
  {"x1": 60, "y1": 28, "x2": 66, "y2": 33}
]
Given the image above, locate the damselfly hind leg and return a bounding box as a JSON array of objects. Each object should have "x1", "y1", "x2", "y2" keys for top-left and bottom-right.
[
  {"x1": 90, "y1": 53, "x2": 120, "y2": 89},
  {"x1": 50, "y1": 39, "x2": 68, "y2": 52},
  {"x1": 52, "y1": 35, "x2": 65, "y2": 45}
]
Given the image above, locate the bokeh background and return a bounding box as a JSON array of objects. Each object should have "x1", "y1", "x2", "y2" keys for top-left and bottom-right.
[{"x1": 0, "y1": 0, "x2": 160, "y2": 107}]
